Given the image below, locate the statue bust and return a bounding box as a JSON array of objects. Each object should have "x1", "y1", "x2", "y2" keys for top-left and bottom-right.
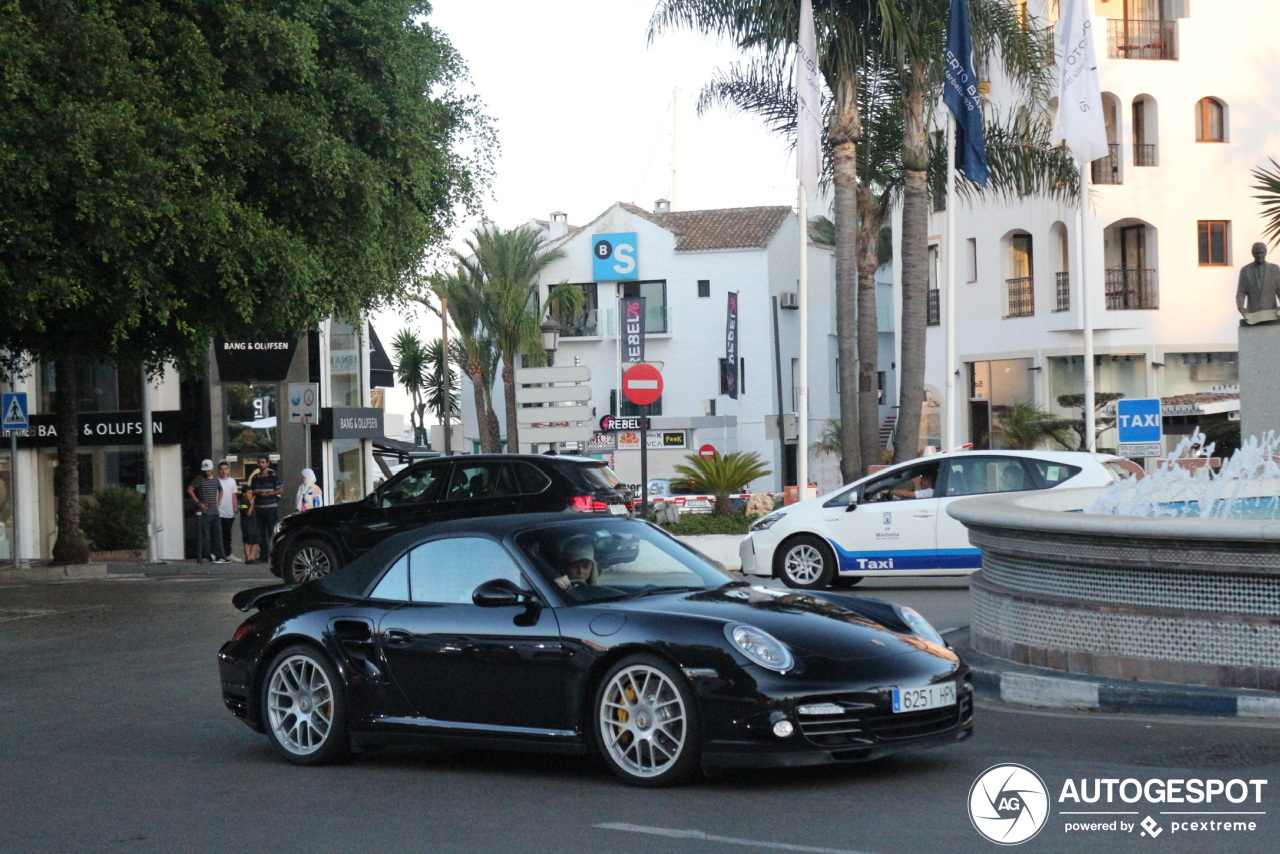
[{"x1": 1237, "y1": 241, "x2": 1280, "y2": 324}]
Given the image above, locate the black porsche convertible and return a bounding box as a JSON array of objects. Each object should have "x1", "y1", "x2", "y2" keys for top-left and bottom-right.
[{"x1": 218, "y1": 514, "x2": 972, "y2": 786}]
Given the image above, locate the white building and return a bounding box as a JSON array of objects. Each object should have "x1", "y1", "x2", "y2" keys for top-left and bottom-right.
[
  {"x1": 913, "y1": 0, "x2": 1274, "y2": 453},
  {"x1": 457, "y1": 200, "x2": 864, "y2": 493}
]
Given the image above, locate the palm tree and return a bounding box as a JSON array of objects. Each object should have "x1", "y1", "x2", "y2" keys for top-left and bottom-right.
[
  {"x1": 671, "y1": 450, "x2": 772, "y2": 516},
  {"x1": 456, "y1": 224, "x2": 567, "y2": 451},
  {"x1": 1251, "y1": 158, "x2": 1280, "y2": 246},
  {"x1": 390, "y1": 329, "x2": 430, "y2": 445},
  {"x1": 993, "y1": 400, "x2": 1076, "y2": 450},
  {"x1": 652, "y1": 0, "x2": 876, "y2": 484},
  {"x1": 423, "y1": 337, "x2": 458, "y2": 448},
  {"x1": 431, "y1": 267, "x2": 501, "y2": 452},
  {"x1": 888, "y1": 0, "x2": 1053, "y2": 462}
]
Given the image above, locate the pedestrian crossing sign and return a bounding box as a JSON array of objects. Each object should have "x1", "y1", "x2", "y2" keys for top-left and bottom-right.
[{"x1": 2, "y1": 392, "x2": 29, "y2": 430}]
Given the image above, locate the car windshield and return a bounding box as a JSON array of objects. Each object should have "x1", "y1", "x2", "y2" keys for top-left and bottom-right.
[{"x1": 514, "y1": 520, "x2": 733, "y2": 604}]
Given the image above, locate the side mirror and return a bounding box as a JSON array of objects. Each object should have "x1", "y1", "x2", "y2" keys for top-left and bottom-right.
[
  {"x1": 844, "y1": 500, "x2": 858, "y2": 513},
  {"x1": 473, "y1": 578, "x2": 531, "y2": 607}
]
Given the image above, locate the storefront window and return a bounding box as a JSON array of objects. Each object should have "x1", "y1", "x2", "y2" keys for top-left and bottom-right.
[
  {"x1": 332, "y1": 438, "x2": 364, "y2": 504},
  {"x1": 224, "y1": 384, "x2": 277, "y2": 456},
  {"x1": 38, "y1": 360, "x2": 142, "y2": 413},
  {"x1": 329, "y1": 321, "x2": 362, "y2": 407},
  {"x1": 0, "y1": 452, "x2": 11, "y2": 560}
]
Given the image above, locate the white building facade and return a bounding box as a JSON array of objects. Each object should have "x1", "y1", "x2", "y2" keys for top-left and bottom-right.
[
  {"x1": 915, "y1": 0, "x2": 1273, "y2": 453},
  {"x1": 458, "y1": 201, "x2": 850, "y2": 493}
]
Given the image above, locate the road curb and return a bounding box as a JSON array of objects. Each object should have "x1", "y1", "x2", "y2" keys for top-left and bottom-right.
[{"x1": 950, "y1": 628, "x2": 1280, "y2": 719}]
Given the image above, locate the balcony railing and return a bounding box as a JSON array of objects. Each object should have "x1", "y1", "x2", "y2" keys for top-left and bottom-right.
[
  {"x1": 1108, "y1": 19, "x2": 1176, "y2": 60},
  {"x1": 1055, "y1": 271, "x2": 1070, "y2": 312},
  {"x1": 927, "y1": 288, "x2": 940, "y2": 327},
  {"x1": 1006, "y1": 277, "x2": 1034, "y2": 318},
  {"x1": 1105, "y1": 268, "x2": 1159, "y2": 310},
  {"x1": 1091, "y1": 144, "x2": 1121, "y2": 184},
  {"x1": 1134, "y1": 143, "x2": 1157, "y2": 166}
]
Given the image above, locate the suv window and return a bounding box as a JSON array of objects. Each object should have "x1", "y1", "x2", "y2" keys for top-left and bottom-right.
[
  {"x1": 380, "y1": 464, "x2": 447, "y2": 507},
  {"x1": 511, "y1": 462, "x2": 552, "y2": 495},
  {"x1": 444, "y1": 462, "x2": 503, "y2": 502}
]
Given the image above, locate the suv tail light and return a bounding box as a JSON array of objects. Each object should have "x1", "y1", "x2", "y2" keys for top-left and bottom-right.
[{"x1": 568, "y1": 495, "x2": 610, "y2": 512}]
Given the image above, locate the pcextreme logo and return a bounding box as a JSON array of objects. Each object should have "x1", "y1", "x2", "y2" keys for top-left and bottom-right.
[{"x1": 969, "y1": 764, "x2": 1051, "y2": 845}]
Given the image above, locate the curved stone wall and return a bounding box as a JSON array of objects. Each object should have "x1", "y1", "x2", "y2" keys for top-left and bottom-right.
[{"x1": 948, "y1": 487, "x2": 1280, "y2": 691}]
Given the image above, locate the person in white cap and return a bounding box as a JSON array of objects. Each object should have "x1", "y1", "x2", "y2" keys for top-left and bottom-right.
[
  {"x1": 186, "y1": 459, "x2": 228, "y2": 564},
  {"x1": 295, "y1": 468, "x2": 323, "y2": 512},
  {"x1": 559, "y1": 535, "x2": 597, "y2": 585}
]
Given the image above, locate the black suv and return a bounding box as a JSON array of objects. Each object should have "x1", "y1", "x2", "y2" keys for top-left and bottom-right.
[{"x1": 270, "y1": 454, "x2": 632, "y2": 583}]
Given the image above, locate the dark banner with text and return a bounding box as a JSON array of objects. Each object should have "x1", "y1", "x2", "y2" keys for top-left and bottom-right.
[
  {"x1": 724, "y1": 291, "x2": 739, "y2": 399},
  {"x1": 620, "y1": 296, "x2": 646, "y2": 363}
]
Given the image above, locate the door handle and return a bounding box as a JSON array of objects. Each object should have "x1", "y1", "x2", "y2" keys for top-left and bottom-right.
[
  {"x1": 912, "y1": 511, "x2": 934, "y2": 518},
  {"x1": 384, "y1": 629, "x2": 414, "y2": 647}
]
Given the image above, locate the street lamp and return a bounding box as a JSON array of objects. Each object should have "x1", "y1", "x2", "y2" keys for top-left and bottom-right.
[{"x1": 540, "y1": 316, "x2": 560, "y2": 366}]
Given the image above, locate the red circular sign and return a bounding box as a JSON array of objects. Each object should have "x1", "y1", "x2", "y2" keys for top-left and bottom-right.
[
  {"x1": 699, "y1": 444, "x2": 717, "y2": 458},
  {"x1": 622, "y1": 363, "x2": 663, "y2": 406}
]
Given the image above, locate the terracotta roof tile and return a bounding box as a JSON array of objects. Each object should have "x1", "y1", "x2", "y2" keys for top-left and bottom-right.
[{"x1": 619, "y1": 203, "x2": 791, "y2": 251}]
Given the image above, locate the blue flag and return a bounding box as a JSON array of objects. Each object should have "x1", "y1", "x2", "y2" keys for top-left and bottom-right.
[{"x1": 943, "y1": 0, "x2": 988, "y2": 185}]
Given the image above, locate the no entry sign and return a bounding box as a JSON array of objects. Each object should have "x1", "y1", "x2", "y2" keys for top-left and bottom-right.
[{"x1": 622, "y1": 363, "x2": 663, "y2": 406}]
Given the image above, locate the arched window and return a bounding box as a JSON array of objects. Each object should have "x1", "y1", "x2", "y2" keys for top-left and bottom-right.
[{"x1": 1195, "y1": 98, "x2": 1226, "y2": 142}]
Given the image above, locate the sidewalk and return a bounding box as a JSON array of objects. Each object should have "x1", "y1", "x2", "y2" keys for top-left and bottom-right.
[
  {"x1": 0, "y1": 556, "x2": 271, "y2": 581},
  {"x1": 948, "y1": 626, "x2": 1280, "y2": 720}
]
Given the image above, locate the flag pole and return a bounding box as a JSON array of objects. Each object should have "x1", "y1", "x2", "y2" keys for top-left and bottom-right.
[
  {"x1": 943, "y1": 113, "x2": 958, "y2": 451},
  {"x1": 797, "y1": 182, "x2": 810, "y2": 500},
  {"x1": 1079, "y1": 161, "x2": 1096, "y2": 451}
]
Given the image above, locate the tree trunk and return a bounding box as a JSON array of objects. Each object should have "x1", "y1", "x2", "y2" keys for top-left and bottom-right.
[
  {"x1": 830, "y1": 69, "x2": 862, "y2": 484},
  {"x1": 466, "y1": 363, "x2": 495, "y2": 452},
  {"x1": 51, "y1": 357, "x2": 89, "y2": 564},
  {"x1": 502, "y1": 359, "x2": 519, "y2": 452},
  {"x1": 895, "y1": 84, "x2": 930, "y2": 464},
  {"x1": 856, "y1": 184, "x2": 883, "y2": 473}
]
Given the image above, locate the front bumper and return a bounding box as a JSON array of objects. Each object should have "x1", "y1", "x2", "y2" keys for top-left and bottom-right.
[
  {"x1": 739, "y1": 531, "x2": 778, "y2": 577},
  {"x1": 694, "y1": 668, "x2": 974, "y2": 770}
]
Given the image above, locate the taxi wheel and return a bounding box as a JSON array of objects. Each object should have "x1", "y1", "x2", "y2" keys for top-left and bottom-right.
[{"x1": 778, "y1": 534, "x2": 835, "y2": 589}]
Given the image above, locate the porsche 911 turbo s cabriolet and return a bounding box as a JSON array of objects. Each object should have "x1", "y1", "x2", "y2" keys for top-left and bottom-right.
[{"x1": 219, "y1": 514, "x2": 973, "y2": 786}]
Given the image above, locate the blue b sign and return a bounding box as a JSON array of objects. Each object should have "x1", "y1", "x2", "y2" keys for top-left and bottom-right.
[
  {"x1": 1116, "y1": 398, "x2": 1162, "y2": 444},
  {"x1": 592, "y1": 232, "x2": 638, "y2": 281}
]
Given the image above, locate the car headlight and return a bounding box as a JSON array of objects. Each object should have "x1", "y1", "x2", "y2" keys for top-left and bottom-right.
[
  {"x1": 895, "y1": 606, "x2": 945, "y2": 646},
  {"x1": 725, "y1": 624, "x2": 794, "y2": 673},
  {"x1": 749, "y1": 511, "x2": 785, "y2": 532}
]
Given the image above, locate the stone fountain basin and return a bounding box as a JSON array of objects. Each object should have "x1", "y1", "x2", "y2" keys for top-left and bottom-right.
[{"x1": 948, "y1": 486, "x2": 1280, "y2": 691}]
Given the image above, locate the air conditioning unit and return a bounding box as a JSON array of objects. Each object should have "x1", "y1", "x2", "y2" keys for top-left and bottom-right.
[{"x1": 779, "y1": 291, "x2": 799, "y2": 310}]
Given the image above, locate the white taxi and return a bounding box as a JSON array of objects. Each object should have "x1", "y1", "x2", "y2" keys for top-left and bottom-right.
[{"x1": 739, "y1": 450, "x2": 1136, "y2": 589}]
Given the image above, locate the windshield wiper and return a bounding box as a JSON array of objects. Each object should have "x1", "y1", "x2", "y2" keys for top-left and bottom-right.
[{"x1": 623, "y1": 585, "x2": 706, "y2": 599}]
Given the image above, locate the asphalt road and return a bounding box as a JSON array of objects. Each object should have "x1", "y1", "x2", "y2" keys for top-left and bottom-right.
[{"x1": 3, "y1": 570, "x2": 1280, "y2": 854}]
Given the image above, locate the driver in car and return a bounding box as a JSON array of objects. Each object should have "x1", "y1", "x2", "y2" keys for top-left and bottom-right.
[
  {"x1": 557, "y1": 536, "x2": 598, "y2": 587},
  {"x1": 890, "y1": 470, "x2": 936, "y2": 500}
]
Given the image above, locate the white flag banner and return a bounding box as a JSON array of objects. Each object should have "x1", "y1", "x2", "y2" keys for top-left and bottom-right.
[
  {"x1": 795, "y1": 0, "x2": 822, "y2": 194},
  {"x1": 1053, "y1": 0, "x2": 1108, "y2": 164}
]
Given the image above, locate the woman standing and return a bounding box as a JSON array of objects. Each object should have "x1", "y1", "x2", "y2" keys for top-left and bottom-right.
[{"x1": 295, "y1": 468, "x2": 323, "y2": 512}]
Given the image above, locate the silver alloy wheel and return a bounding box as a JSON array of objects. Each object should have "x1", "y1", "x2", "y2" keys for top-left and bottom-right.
[
  {"x1": 599, "y1": 664, "x2": 688, "y2": 779},
  {"x1": 266, "y1": 653, "x2": 334, "y2": 755},
  {"x1": 784, "y1": 543, "x2": 825, "y2": 585},
  {"x1": 290, "y1": 545, "x2": 333, "y2": 582}
]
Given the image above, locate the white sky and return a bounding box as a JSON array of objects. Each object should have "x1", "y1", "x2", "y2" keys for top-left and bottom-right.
[
  {"x1": 429, "y1": 0, "x2": 800, "y2": 234},
  {"x1": 377, "y1": 0, "x2": 807, "y2": 430}
]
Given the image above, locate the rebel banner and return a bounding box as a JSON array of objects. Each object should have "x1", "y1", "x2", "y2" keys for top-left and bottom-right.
[
  {"x1": 724, "y1": 291, "x2": 739, "y2": 399},
  {"x1": 620, "y1": 296, "x2": 646, "y2": 363}
]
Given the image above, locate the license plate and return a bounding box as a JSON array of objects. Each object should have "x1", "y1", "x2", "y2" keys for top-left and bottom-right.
[
  {"x1": 608, "y1": 504, "x2": 627, "y2": 516},
  {"x1": 892, "y1": 682, "x2": 957, "y2": 713}
]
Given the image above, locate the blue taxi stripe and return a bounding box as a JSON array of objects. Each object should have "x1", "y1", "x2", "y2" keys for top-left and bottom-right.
[{"x1": 827, "y1": 540, "x2": 981, "y2": 572}]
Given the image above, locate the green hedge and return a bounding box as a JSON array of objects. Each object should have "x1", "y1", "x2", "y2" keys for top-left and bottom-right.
[
  {"x1": 80, "y1": 485, "x2": 147, "y2": 551},
  {"x1": 653, "y1": 512, "x2": 752, "y2": 535}
]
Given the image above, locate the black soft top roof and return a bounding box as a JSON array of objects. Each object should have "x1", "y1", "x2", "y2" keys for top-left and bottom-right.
[{"x1": 313, "y1": 512, "x2": 645, "y2": 598}]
